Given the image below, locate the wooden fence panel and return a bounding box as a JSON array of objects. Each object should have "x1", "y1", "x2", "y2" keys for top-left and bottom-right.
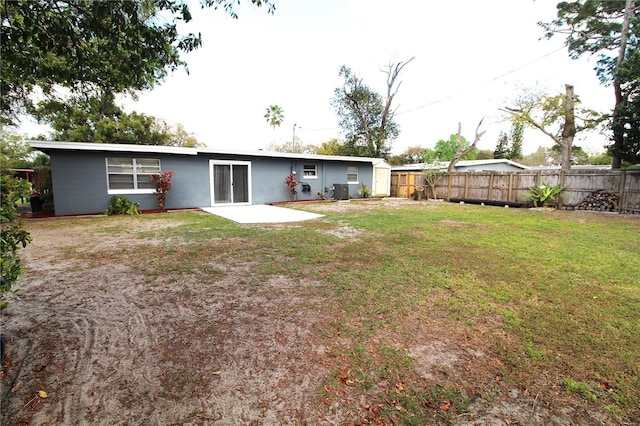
[
  {"x1": 390, "y1": 169, "x2": 640, "y2": 213},
  {"x1": 621, "y1": 171, "x2": 640, "y2": 213}
]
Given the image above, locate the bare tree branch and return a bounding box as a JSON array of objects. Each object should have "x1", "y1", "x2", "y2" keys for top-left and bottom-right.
[{"x1": 448, "y1": 119, "x2": 486, "y2": 172}]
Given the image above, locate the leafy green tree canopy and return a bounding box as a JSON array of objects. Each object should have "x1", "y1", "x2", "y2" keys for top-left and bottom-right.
[
  {"x1": 494, "y1": 122, "x2": 524, "y2": 160},
  {"x1": 332, "y1": 58, "x2": 413, "y2": 159},
  {"x1": 540, "y1": 0, "x2": 639, "y2": 166},
  {"x1": 34, "y1": 94, "x2": 202, "y2": 146},
  {"x1": 433, "y1": 134, "x2": 478, "y2": 162},
  {"x1": 0, "y1": 126, "x2": 31, "y2": 170},
  {"x1": 388, "y1": 146, "x2": 429, "y2": 165},
  {"x1": 314, "y1": 138, "x2": 344, "y2": 156},
  {"x1": 1, "y1": 0, "x2": 274, "y2": 124}
]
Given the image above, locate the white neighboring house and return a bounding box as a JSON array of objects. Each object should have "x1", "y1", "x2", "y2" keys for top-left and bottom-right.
[{"x1": 392, "y1": 159, "x2": 529, "y2": 173}]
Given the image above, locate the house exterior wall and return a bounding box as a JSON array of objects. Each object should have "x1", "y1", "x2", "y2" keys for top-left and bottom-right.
[
  {"x1": 49, "y1": 151, "x2": 211, "y2": 215},
  {"x1": 47, "y1": 150, "x2": 374, "y2": 215}
]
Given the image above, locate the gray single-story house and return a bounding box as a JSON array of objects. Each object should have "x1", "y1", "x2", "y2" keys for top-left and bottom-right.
[
  {"x1": 391, "y1": 159, "x2": 529, "y2": 173},
  {"x1": 28, "y1": 141, "x2": 391, "y2": 216}
]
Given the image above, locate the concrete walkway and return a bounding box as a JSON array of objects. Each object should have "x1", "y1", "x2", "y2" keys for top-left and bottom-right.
[{"x1": 201, "y1": 204, "x2": 324, "y2": 224}]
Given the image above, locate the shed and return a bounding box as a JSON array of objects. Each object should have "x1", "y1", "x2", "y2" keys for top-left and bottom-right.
[{"x1": 28, "y1": 141, "x2": 383, "y2": 216}]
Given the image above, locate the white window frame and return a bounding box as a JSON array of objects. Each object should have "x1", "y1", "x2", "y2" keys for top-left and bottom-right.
[
  {"x1": 302, "y1": 164, "x2": 318, "y2": 179},
  {"x1": 347, "y1": 166, "x2": 359, "y2": 184},
  {"x1": 106, "y1": 157, "x2": 161, "y2": 195}
]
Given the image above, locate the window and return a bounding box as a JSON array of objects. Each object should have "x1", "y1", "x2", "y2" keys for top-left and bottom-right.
[
  {"x1": 302, "y1": 164, "x2": 317, "y2": 179},
  {"x1": 347, "y1": 166, "x2": 359, "y2": 183},
  {"x1": 106, "y1": 158, "x2": 160, "y2": 193}
]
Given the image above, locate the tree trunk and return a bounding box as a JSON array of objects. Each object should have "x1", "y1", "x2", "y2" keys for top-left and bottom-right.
[
  {"x1": 560, "y1": 84, "x2": 576, "y2": 172},
  {"x1": 611, "y1": 0, "x2": 634, "y2": 169}
]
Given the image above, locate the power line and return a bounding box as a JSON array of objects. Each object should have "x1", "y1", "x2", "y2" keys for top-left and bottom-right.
[
  {"x1": 292, "y1": 47, "x2": 568, "y2": 133},
  {"x1": 395, "y1": 46, "x2": 567, "y2": 116}
]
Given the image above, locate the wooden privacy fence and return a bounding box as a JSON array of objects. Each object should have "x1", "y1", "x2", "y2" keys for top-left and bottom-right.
[{"x1": 390, "y1": 169, "x2": 640, "y2": 214}]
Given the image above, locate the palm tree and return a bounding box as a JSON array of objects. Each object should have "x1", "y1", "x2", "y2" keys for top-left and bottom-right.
[{"x1": 264, "y1": 105, "x2": 284, "y2": 143}]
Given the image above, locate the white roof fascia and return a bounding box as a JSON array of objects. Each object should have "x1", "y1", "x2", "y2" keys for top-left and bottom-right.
[
  {"x1": 196, "y1": 147, "x2": 378, "y2": 163},
  {"x1": 27, "y1": 140, "x2": 198, "y2": 156},
  {"x1": 27, "y1": 141, "x2": 380, "y2": 163}
]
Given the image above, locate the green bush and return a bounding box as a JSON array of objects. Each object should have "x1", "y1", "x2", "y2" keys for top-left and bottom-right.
[
  {"x1": 0, "y1": 174, "x2": 32, "y2": 309},
  {"x1": 104, "y1": 195, "x2": 140, "y2": 216},
  {"x1": 524, "y1": 183, "x2": 566, "y2": 207},
  {"x1": 357, "y1": 182, "x2": 371, "y2": 198}
]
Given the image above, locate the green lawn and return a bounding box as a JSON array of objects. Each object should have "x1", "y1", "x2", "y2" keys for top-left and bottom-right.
[{"x1": 43, "y1": 202, "x2": 640, "y2": 423}]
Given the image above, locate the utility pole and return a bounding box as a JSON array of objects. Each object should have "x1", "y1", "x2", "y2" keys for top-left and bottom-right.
[{"x1": 292, "y1": 123, "x2": 297, "y2": 152}]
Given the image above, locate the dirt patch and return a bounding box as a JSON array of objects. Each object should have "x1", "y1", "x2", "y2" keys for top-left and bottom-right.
[{"x1": 1, "y1": 218, "x2": 333, "y2": 425}]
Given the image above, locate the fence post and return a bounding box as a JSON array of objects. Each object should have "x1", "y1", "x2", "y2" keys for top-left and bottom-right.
[
  {"x1": 508, "y1": 173, "x2": 514, "y2": 202},
  {"x1": 464, "y1": 174, "x2": 469, "y2": 199},
  {"x1": 618, "y1": 170, "x2": 627, "y2": 214},
  {"x1": 447, "y1": 173, "x2": 452, "y2": 201},
  {"x1": 488, "y1": 172, "x2": 495, "y2": 200}
]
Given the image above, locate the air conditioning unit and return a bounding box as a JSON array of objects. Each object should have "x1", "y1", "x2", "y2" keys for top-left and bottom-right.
[{"x1": 333, "y1": 184, "x2": 349, "y2": 200}]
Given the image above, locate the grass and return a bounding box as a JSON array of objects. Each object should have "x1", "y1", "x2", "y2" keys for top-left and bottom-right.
[{"x1": 24, "y1": 203, "x2": 640, "y2": 423}]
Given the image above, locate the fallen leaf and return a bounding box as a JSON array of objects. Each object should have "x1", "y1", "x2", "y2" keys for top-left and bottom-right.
[
  {"x1": 38, "y1": 390, "x2": 48, "y2": 398},
  {"x1": 439, "y1": 400, "x2": 451, "y2": 411}
]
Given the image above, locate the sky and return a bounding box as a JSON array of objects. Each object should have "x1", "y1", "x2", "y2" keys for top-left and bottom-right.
[{"x1": 22, "y1": 0, "x2": 617, "y2": 156}]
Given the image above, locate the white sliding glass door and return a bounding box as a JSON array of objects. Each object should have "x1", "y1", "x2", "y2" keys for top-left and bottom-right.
[{"x1": 209, "y1": 160, "x2": 251, "y2": 205}]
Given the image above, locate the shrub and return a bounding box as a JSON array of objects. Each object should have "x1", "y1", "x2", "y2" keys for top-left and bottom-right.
[
  {"x1": 357, "y1": 182, "x2": 371, "y2": 198},
  {"x1": 150, "y1": 171, "x2": 175, "y2": 211},
  {"x1": 0, "y1": 174, "x2": 32, "y2": 309},
  {"x1": 104, "y1": 195, "x2": 140, "y2": 216},
  {"x1": 284, "y1": 173, "x2": 298, "y2": 201},
  {"x1": 524, "y1": 183, "x2": 566, "y2": 207}
]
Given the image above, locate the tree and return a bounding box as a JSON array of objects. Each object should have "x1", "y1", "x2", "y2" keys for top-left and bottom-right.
[
  {"x1": 0, "y1": 173, "x2": 31, "y2": 309},
  {"x1": 433, "y1": 134, "x2": 478, "y2": 162},
  {"x1": 509, "y1": 122, "x2": 524, "y2": 160},
  {"x1": 33, "y1": 94, "x2": 201, "y2": 146},
  {"x1": 503, "y1": 85, "x2": 600, "y2": 171},
  {"x1": 494, "y1": 132, "x2": 509, "y2": 159},
  {"x1": 448, "y1": 120, "x2": 486, "y2": 172},
  {"x1": 540, "y1": 0, "x2": 639, "y2": 167},
  {"x1": 494, "y1": 122, "x2": 524, "y2": 160},
  {"x1": 152, "y1": 122, "x2": 202, "y2": 147},
  {"x1": 388, "y1": 146, "x2": 429, "y2": 165},
  {"x1": 1, "y1": 0, "x2": 274, "y2": 124},
  {"x1": 268, "y1": 138, "x2": 316, "y2": 154},
  {"x1": 314, "y1": 138, "x2": 344, "y2": 156},
  {"x1": 264, "y1": 105, "x2": 284, "y2": 143},
  {"x1": 520, "y1": 146, "x2": 551, "y2": 167},
  {"x1": 549, "y1": 144, "x2": 590, "y2": 165},
  {"x1": 422, "y1": 148, "x2": 437, "y2": 163},
  {"x1": 612, "y1": 57, "x2": 640, "y2": 164},
  {"x1": 332, "y1": 58, "x2": 414, "y2": 159},
  {"x1": 0, "y1": 126, "x2": 31, "y2": 169},
  {"x1": 476, "y1": 149, "x2": 494, "y2": 160}
]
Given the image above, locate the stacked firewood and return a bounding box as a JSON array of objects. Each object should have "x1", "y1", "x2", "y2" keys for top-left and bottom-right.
[{"x1": 575, "y1": 190, "x2": 619, "y2": 212}]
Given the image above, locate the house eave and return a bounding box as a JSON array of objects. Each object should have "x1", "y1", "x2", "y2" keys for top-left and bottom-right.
[
  {"x1": 28, "y1": 140, "x2": 198, "y2": 156},
  {"x1": 27, "y1": 141, "x2": 381, "y2": 163}
]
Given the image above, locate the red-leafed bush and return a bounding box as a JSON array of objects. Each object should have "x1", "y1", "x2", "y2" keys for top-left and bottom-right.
[
  {"x1": 149, "y1": 171, "x2": 175, "y2": 211},
  {"x1": 284, "y1": 173, "x2": 298, "y2": 201}
]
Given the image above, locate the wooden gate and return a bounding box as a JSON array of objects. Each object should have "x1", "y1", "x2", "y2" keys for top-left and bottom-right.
[{"x1": 390, "y1": 172, "x2": 417, "y2": 198}]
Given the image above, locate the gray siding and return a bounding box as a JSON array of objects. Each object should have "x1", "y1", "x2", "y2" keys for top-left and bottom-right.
[{"x1": 48, "y1": 150, "x2": 374, "y2": 215}]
